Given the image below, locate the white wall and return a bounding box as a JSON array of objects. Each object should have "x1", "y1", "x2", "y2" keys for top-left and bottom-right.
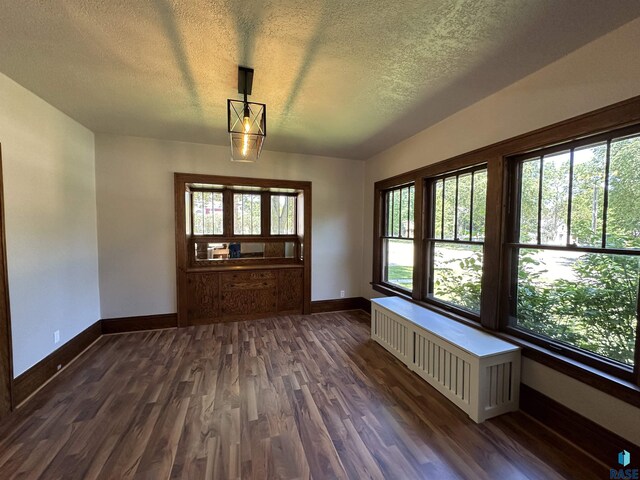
[
  {"x1": 94, "y1": 134, "x2": 364, "y2": 319},
  {"x1": 0, "y1": 73, "x2": 100, "y2": 376},
  {"x1": 362, "y1": 18, "x2": 640, "y2": 444}
]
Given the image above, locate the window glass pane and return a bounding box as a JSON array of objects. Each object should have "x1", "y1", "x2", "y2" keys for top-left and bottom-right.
[
  {"x1": 457, "y1": 174, "x2": 471, "y2": 240},
  {"x1": 519, "y1": 159, "x2": 540, "y2": 243},
  {"x1": 234, "y1": 193, "x2": 261, "y2": 235},
  {"x1": 185, "y1": 191, "x2": 191, "y2": 234},
  {"x1": 571, "y1": 143, "x2": 606, "y2": 247},
  {"x1": 540, "y1": 151, "x2": 570, "y2": 245},
  {"x1": 288, "y1": 198, "x2": 295, "y2": 233},
  {"x1": 514, "y1": 248, "x2": 638, "y2": 366},
  {"x1": 213, "y1": 193, "x2": 223, "y2": 235},
  {"x1": 203, "y1": 192, "x2": 213, "y2": 234},
  {"x1": 191, "y1": 191, "x2": 223, "y2": 235},
  {"x1": 193, "y1": 191, "x2": 204, "y2": 235},
  {"x1": 408, "y1": 186, "x2": 415, "y2": 238},
  {"x1": 400, "y1": 187, "x2": 410, "y2": 237},
  {"x1": 384, "y1": 185, "x2": 414, "y2": 239},
  {"x1": 251, "y1": 196, "x2": 261, "y2": 234},
  {"x1": 383, "y1": 238, "x2": 413, "y2": 291},
  {"x1": 434, "y1": 180, "x2": 443, "y2": 239},
  {"x1": 471, "y1": 170, "x2": 487, "y2": 241},
  {"x1": 271, "y1": 195, "x2": 296, "y2": 235},
  {"x1": 385, "y1": 190, "x2": 393, "y2": 237},
  {"x1": 392, "y1": 190, "x2": 400, "y2": 237},
  {"x1": 431, "y1": 242, "x2": 483, "y2": 312},
  {"x1": 442, "y1": 177, "x2": 456, "y2": 239},
  {"x1": 608, "y1": 134, "x2": 640, "y2": 249}
]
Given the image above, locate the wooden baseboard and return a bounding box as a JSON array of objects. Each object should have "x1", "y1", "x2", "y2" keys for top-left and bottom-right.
[
  {"x1": 13, "y1": 320, "x2": 101, "y2": 406},
  {"x1": 101, "y1": 313, "x2": 178, "y2": 334},
  {"x1": 520, "y1": 384, "x2": 640, "y2": 465},
  {"x1": 311, "y1": 297, "x2": 370, "y2": 314}
]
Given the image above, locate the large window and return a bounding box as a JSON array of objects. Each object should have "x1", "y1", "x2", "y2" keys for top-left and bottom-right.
[
  {"x1": 373, "y1": 97, "x2": 640, "y2": 397},
  {"x1": 427, "y1": 167, "x2": 487, "y2": 314},
  {"x1": 382, "y1": 184, "x2": 415, "y2": 291},
  {"x1": 508, "y1": 130, "x2": 640, "y2": 374},
  {"x1": 188, "y1": 187, "x2": 302, "y2": 264}
]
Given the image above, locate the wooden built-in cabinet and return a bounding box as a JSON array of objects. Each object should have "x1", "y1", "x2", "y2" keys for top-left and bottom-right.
[
  {"x1": 175, "y1": 174, "x2": 311, "y2": 327},
  {"x1": 186, "y1": 267, "x2": 303, "y2": 324}
]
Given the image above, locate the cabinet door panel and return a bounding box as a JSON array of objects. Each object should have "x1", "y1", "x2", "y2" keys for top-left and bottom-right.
[
  {"x1": 186, "y1": 273, "x2": 220, "y2": 323},
  {"x1": 278, "y1": 269, "x2": 303, "y2": 312},
  {"x1": 221, "y1": 288, "x2": 277, "y2": 316}
]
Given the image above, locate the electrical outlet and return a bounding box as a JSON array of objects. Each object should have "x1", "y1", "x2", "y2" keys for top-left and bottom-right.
[
  {"x1": 340, "y1": 290, "x2": 345, "y2": 298},
  {"x1": 54, "y1": 330, "x2": 60, "y2": 344}
]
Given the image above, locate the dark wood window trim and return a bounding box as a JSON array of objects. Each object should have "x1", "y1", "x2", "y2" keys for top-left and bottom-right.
[{"x1": 372, "y1": 94, "x2": 640, "y2": 406}]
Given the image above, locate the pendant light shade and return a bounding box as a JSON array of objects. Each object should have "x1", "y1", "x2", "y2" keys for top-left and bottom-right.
[{"x1": 228, "y1": 67, "x2": 266, "y2": 162}]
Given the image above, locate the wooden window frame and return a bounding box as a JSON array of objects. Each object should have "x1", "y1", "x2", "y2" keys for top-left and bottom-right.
[
  {"x1": 379, "y1": 182, "x2": 415, "y2": 295},
  {"x1": 232, "y1": 192, "x2": 263, "y2": 236},
  {"x1": 372, "y1": 95, "x2": 640, "y2": 407},
  {"x1": 188, "y1": 188, "x2": 301, "y2": 240},
  {"x1": 269, "y1": 193, "x2": 298, "y2": 236},
  {"x1": 503, "y1": 125, "x2": 640, "y2": 382},
  {"x1": 190, "y1": 188, "x2": 225, "y2": 236},
  {"x1": 422, "y1": 165, "x2": 488, "y2": 321}
]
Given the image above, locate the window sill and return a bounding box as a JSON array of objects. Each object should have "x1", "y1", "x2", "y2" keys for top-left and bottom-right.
[{"x1": 370, "y1": 282, "x2": 640, "y2": 409}]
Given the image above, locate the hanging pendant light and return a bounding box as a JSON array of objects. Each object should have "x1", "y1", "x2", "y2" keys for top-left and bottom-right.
[{"x1": 227, "y1": 66, "x2": 266, "y2": 162}]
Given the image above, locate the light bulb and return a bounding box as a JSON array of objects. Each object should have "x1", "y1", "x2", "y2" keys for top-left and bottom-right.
[
  {"x1": 242, "y1": 133, "x2": 249, "y2": 157},
  {"x1": 243, "y1": 115, "x2": 251, "y2": 133}
]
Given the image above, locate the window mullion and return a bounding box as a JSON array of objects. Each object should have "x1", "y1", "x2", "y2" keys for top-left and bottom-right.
[
  {"x1": 602, "y1": 140, "x2": 612, "y2": 249},
  {"x1": 407, "y1": 187, "x2": 412, "y2": 238},
  {"x1": 201, "y1": 193, "x2": 205, "y2": 236},
  {"x1": 441, "y1": 180, "x2": 445, "y2": 239},
  {"x1": 469, "y1": 172, "x2": 475, "y2": 241},
  {"x1": 399, "y1": 187, "x2": 403, "y2": 237},
  {"x1": 537, "y1": 157, "x2": 543, "y2": 245},
  {"x1": 454, "y1": 175, "x2": 459, "y2": 240},
  {"x1": 635, "y1": 278, "x2": 640, "y2": 385},
  {"x1": 391, "y1": 190, "x2": 396, "y2": 237},
  {"x1": 566, "y1": 149, "x2": 574, "y2": 246}
]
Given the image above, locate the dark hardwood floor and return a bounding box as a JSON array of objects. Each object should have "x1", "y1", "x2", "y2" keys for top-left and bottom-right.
[{"x1": 0, "y1": 311, "x2": 605, "y2": 479}]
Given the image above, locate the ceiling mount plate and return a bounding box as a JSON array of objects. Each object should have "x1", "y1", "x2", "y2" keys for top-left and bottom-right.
[{"x1": 238, "y1": 66, "x2": 254, "y2": 95}]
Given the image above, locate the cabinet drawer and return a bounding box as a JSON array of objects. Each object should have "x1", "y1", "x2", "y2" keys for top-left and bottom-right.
[{"x1": 221, "y1": 270, "x2": 277, "y2": 290}]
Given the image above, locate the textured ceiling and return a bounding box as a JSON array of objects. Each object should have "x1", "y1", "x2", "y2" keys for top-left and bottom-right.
[{"x1": 1, "y1": 1, "x2": 639, "y2": 159}]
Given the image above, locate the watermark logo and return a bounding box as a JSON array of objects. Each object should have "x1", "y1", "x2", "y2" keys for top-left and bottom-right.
[{"x1": 611, "y1": 450, "x2": 638, "y2": 480}]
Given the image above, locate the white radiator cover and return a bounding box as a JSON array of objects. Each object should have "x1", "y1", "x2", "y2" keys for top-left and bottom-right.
[{"x1": 371, "y1": 297, "x2": 521, "y2": 423}]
